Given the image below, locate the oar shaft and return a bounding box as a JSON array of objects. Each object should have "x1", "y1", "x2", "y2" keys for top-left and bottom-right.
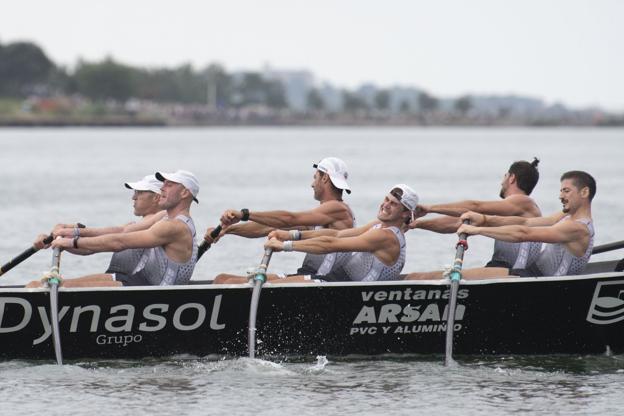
[
  {"x1": 197, "y1": 225, "x2": 223, "y2": 259},
  {"x1": 248, "y1": 248, "x2": 273, "y2": 359},
  {"x1": 0, "y1": 235, "x2": 53, "y2": 277},
  {"x1": 592, "y1": 240, "x2": 624, "y2": 255},
  {"x1": 49, "y1": 247, "x2": 63, "y2": 365},
  {"x1": 444, "y1": 222, "x2": 469, "y2": 367}
]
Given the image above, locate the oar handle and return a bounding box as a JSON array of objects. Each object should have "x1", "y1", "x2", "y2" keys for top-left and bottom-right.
[
  {"x1": 197, "y1": 225, "x2": 223, "y2": 259},
  {"x1": 0, "y1": 234, "x2": 54, "y2": 277},
  {"x1": 449, "y1": 220, "x2": 470, "y2": 282}
]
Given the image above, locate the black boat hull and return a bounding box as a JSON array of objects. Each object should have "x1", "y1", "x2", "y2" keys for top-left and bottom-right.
[{"x1": 1, "y1": 272, "x2": 623, "y2": 360}]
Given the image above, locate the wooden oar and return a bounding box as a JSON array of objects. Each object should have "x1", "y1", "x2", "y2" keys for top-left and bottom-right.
[
  {"x1": 592, "y1": 240, "x2": 624, "y2": 255},
  {"x1": 197, "y1": 225, "x2": 223, "y2": 260},
  {"x1": 444, "y1": 220, "x2": 469, "y2": 367},
  {"x1": 0, "y1": 235, "x2": 54, "y2": 277},
  {"x1": 248, "y1": 248, "x2": 273, "y2": 359},
  {"x1": 47, "y1": 247, "x2": 63, "y2": 365}
]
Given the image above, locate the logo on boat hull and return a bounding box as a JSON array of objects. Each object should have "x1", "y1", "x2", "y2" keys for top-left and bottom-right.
[
  {"x1": 586, "y1": 280, "x2": 624, "y2": 325},
  {"x1": 350, "y1": 288, "x2": 469, "y2": 336}
]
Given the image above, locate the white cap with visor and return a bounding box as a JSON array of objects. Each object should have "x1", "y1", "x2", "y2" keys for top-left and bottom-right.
[
  {"x1": 313, "y1": 157, "x2": 351, "y2": 194},
  {"x1": 155, "y1": 170, "x2": 200, "y2": 203},
  {"x1": 390, "y1": 184, "x2": 419, "y2": 220},
  {"x1": 124, "y1": 175, "x2": 162, "y2": 194}
]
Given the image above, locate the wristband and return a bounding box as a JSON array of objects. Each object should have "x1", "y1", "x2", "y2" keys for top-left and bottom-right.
[
  {"x1": 289, "y1": 230, "x2": 301, "y2": 241},
  {"x1": 283, "y1": 240, "x2": 294, "y2": 252},
  {"x1": 241, "y1": 208, "x2": 250, "y2": 221},
  {"x1": 73, "y1": 236, "x2": 80, "y2": 249}
]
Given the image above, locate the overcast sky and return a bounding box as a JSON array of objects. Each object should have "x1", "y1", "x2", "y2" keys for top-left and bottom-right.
[{"x1": 1, "y1": 0, "x2": 622, "y2": 110}]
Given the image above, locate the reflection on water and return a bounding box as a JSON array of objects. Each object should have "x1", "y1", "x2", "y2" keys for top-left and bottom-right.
[{"x1": 1, "y1": 354, "x2": 624, "y2": 415}]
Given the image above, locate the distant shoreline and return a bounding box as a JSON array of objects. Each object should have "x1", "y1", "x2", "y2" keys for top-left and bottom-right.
[{"x1": 2, "y1": 116, "x2": 623, "y2": 128}]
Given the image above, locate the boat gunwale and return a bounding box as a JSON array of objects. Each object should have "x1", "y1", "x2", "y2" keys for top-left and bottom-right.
[{"x1": 1, "y1": 270, "x2": 623, "y2": 293}]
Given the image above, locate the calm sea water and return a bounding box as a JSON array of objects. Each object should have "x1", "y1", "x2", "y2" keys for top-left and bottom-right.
[{"x1": 1, "y1": 127, "x2": 623, "y2": 415}]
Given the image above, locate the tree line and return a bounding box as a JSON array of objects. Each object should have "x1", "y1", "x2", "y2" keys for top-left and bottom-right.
[
  {"x1": 0, "y1": 40, "x2": 288, "y2": 108},
  {"x1": 1, "y1": 40, "x2": 460, "y2": 114}
]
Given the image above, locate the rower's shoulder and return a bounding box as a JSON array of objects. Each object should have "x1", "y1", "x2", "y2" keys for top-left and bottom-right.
[{"x1": 506, "y1": 194, "x2": 541, "y2": 216}]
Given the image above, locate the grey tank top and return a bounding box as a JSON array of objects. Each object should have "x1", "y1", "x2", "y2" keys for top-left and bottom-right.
[
  {"x1": 301, "y1": 203, "x2": 356, "y2": 275},
  {"x1": 131, "y1": 214, "x2": 198, "y2": 285},
  {"x1": 338, "y1": 224, "x2": 406, "y2": 282},
  {"x1": 491, "y1": 240, "x2": 542, "y2": 269},
  {"x1": 534, "y1": 217, "x2": 595, "y2": 276},
  {"x1": 105, "y1": 247, "x2": 146, "y2": 275}
]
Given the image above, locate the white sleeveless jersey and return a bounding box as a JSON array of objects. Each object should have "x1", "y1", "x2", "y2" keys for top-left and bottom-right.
[
  {"x1": 491, "y1": 240, "x2": 542, "y2": 269},
  {"x1": 301, "y1": 202, "x2": 356, "y2": 276},
  {"x1": 534, "y1": 217, "x2": 594, "y2": 276},
  {"x1": 336, "y1": 224, "x2": 406, "y2": 282},
  {"x1": 131, "y1": 214, "x2": 198, "y2": 285}
]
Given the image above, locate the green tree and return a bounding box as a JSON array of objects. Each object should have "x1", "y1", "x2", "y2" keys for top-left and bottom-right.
[
  {"x1": 306, "y1": 88, "x2": 325, "y2": 111},
  {"x1": 418, "y1": 92, "x2": 438, "y2": 112},
  {"x1": 204, "y1": 63, "x2": 233, "y2": 108},
  {"x1": 399, "y1": 100, "x2": 412, "y2": 114},
  {"x1": 0, "y1": 41, "x2": 54, "y2": 96},
  {"x1": 374, "y1": 90, "x2": 390, "y2": 111},
  {"x1": 232, "y1": 72, "x2": 287, "y2": 108},
  {"x1": 342, "y1": 90, "x2": 368, "y2": 113},
  {"x1": 454, "y1": 95, "x2": 472, "y2": 115},
  {"x1": 74, "y1": 58, "x2": 138, "y2": 101}
]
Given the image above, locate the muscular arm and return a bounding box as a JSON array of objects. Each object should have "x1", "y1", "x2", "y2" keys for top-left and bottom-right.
[
  {"x1": 225, "y1": 222, "x2": 278, "y2": 238},
  {"x1": 461, "y1": 211, "x2": 565, "y2": 228},
  {"x1": 298, "y1": 220, "x2": 377, "y2": 239},
  {"x1": 54, "y1": 212, "x2": 165, "y2": 238},
  {"x1": 458, "y1": 219, "x2": 589, "y2": 256},
  {"x1": 249, "y1": 201, "x2": 350, "y2": 228},
  {"x1": 268, "y1": 227, "x2": 398, "y2": 265},
  {"x1": 427, "y1": 195, "x2": 537, "y2": 217},
  {"x1": 52, "y1": 220, "x2": 181, "y2": 253},
  {"x1": 411, "y1": 216, "x2": 460, "y2": 234}
]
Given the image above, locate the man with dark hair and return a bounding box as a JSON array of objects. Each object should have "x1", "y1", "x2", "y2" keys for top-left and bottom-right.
[
  {"x1": 407, "y1": 158, "x2": 542, "y2": 271},
  {"x1": 210, "y1": 157, "x2": 355, "y2": 283},
  {"x1": 454, "y1": 170, "x2": 596, "y2": 278}
]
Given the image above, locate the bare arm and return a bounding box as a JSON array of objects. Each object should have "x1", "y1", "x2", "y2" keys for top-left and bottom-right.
[
  {"x1": 221, "y1": 201, "x2": 351, "y2": 229},
  {"x1": 425, "y1": 195, "x2": 537, "y2": 217},
  {"x1": 301, "y1": 220, "x2": 377, "y2": 239},
  {"x1": 51, "y1": 220, "x2": 181, "y2": 253},
  {"x1": 268, "y1": 221, "x2": 378, "y2": 242},
  {"x1": 457, "y1": 219, "x2": 589, "y2": 256},
  {"x1": 54, "y1": 212, "x2": 165, "y2": 238},
  {"x1": 460, "y1": 211, "x2": 565, "y2": 228},
  {"x1": 266, "y1": 227, "x2": 398, "y2": 264},
  {"x1": 224, "y1": 222, "x2": 278, "y2": 238},
  {"x1": 410, "y1": 216, "x2": 460, "y2": 234}
]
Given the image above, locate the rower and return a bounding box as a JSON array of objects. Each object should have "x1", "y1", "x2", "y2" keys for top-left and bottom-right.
[
  {"x1": 264, "y1": 184, "x2": 418, "y2": 283},
  {"x1": 27, "y1": 174, "x2": 166, "y2": 287},
  {"x1": 410, "y1": 170, "x2": 596, "y2": 279},
  {"x1": 408, "y1": 158, "x2": 543, "y2": 272},
  {"x1": 210, "y1": 157, "x2": 356, "y2": 284},
  {"x1": 27, "y1": 170, "x2": 200, "y2": 287}
]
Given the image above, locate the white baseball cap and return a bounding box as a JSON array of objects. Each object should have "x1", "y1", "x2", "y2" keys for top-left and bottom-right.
[
  {"x1": 155, "y1": 170, "x2": 200, "y2": 203},
  {"x1": 124, "y1": 175, "x2": 162, "y2": 194},
  {"x1": 390, "y1": 184, "x2": 419, "y2": 211},
  {"x1": 313, "y1": 157, "x2": 351, "y2": 194}
]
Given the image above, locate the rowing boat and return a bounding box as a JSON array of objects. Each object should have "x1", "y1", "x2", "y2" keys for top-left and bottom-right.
[{"x1": 1, "y1": 259, "x2": 622, "y2": 360}]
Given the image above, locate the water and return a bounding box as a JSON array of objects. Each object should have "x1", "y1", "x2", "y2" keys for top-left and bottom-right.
[{"x1": 1, "y1": 127, "x2": 624, "y2": 414}]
